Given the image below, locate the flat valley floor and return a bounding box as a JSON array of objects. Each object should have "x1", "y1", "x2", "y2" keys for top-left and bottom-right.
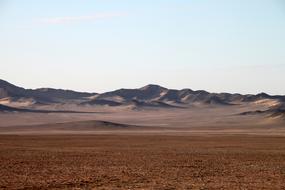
[
  {"x1": 0, "y1": 105, "x2": 285, "y2": 189},
  {"x1": 1, "y1": 134, "x2": 285, "y2": 190}
]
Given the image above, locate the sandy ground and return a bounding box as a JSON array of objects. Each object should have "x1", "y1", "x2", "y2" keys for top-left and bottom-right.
[
  {"x1": 0, "y1": 104, "x2": 285, "y2": 189},
  {"x1": 0, "y1": 104, "x2": 284, "y2": 135},
  {"x1": 0, "y1": 134, "x2": 285, "y2": 190}
]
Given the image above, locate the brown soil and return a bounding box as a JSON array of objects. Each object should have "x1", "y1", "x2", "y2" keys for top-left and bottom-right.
[{"x1": 0, "y1": 134, "x2": 285, "y2": 189}]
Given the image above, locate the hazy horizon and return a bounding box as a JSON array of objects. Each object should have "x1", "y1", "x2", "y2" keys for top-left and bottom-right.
[{"x1": 1, "y1": 0, "x2": 285, "y2": 95}]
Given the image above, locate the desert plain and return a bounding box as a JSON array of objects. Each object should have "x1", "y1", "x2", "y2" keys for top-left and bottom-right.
[{"x1": 0, "y1": 80, "x2": 285, "y2": 189}]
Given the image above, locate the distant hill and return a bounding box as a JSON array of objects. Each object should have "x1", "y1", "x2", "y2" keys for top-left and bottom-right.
[
  {"x1": 83, "y1": 84, "x2": 284, "y2": 108},
  {"x1": 1, "y1": 79, "x2": 284, "y2": 109},
  {"x1": 0, "y1": 79, "x2": 97, "y2": 103}
]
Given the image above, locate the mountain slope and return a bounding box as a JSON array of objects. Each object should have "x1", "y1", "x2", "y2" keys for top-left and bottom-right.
[
  {"x1": 96, "y1": 84, "x2": 168, "y2": 101},
  {"x1": 0, "y1": 79, "x2": 27, "y2": 99},
  {"x1": 81, "y1": 84, "x2": 285, "y2": 108},
  {"x1": 1, "y1": 79, "x2": 285, "y2": 109},
  {"x1": 0, "y1": 79, "x2": 96, "y2": 103}
]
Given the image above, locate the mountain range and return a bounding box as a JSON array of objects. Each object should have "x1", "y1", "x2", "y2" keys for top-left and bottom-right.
[{"x1": 0, "y1": 79, "x2": 284, "y2": 116}]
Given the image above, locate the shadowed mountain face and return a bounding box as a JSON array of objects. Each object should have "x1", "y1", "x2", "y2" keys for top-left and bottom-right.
[
  {"x1": 89, "y1": 84, "x2": 284, "y2": 107},
  {"x1": 0, "y1": 79, "x2": 27, "y2": 99},
  {"x1": 0, "y1": 79, "x2": 96, "y2": 103},
  {"x1": 97, "y1": 84, "x2": 167, "y2": 101},
  {"x1": 0, "y1": 79, "x2": 285, "y2": 109}
]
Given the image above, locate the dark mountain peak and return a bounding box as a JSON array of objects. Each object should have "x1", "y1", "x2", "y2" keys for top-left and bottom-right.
[
  {"x1": 36, "y1": 88, "x2": 53, "y2": 92},
  {"x1": 180, "y1": 88, "x2": 193, "y2": 93},
  {"x1": 242, "y1": 92, "x2": 273, "y2": 102},
  {"x1": 256, "y1": 92, "x2": 271, "y2": 98},
  {"x1": 0, "y1": 79, "x2": 22, "y2": 89},
  {"x1": 96, "y1": 84, "x2": 168, "y2": 102},
  {"x1": 35, "y1": 87, "x2": 96, "y2": 94},
  {"x1": 139, "y1": 84, "x2": 168, "y2": 91},
  {"x1": 194, "y1": 90, "x2": 210, "y2": 95},
  {"x1": 0, "y1": 79, "x2": 26, "y2": 99},
  {"x1": 0, "y1": 79, "x2": 10, "y2": 85}
]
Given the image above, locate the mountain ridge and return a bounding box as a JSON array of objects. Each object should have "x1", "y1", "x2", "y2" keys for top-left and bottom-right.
[
  {"x1": 0, "y1": 79, "x2": 284, "y2": 109},
  {"x1": 0, "y1": 79, "x2": 97, "y2": 103}
]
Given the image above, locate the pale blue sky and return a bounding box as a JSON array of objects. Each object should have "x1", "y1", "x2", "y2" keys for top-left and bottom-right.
[{"x1": 0, "y1": 0, "x2": 284, "y2": 94}]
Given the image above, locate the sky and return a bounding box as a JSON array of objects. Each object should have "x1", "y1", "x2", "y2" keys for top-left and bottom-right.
[{"x1": 0, "y1": 0, "x2": 285, "y2": 95}]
